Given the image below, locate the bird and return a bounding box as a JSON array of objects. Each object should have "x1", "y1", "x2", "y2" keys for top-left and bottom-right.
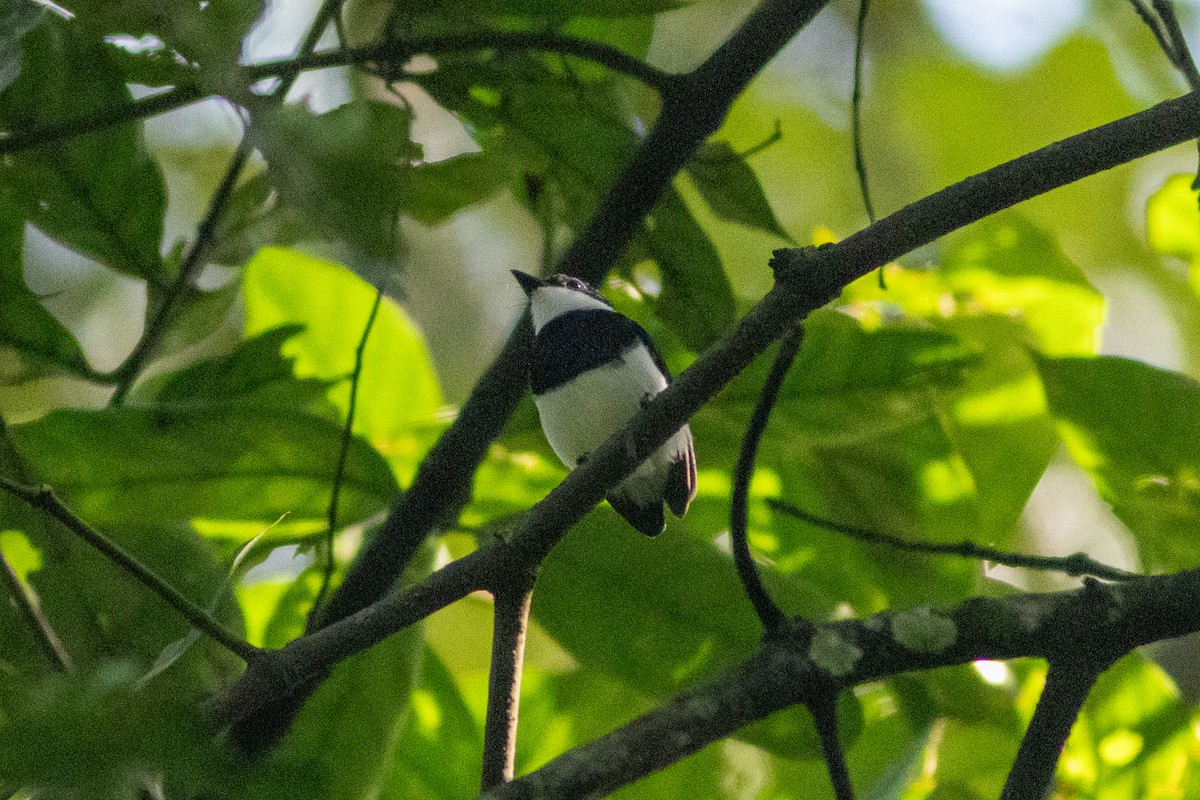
[{"x1": 511, "y1": 269, "x2": 696, "y2": 536}]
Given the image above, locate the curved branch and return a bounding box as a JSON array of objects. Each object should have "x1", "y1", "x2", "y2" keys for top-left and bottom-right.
[{"x1": 730, "y1": 324, "x2": 803, "y2": 634}]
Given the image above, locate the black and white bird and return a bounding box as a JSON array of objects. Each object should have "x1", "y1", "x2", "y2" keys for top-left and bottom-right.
[{"x1": 512, "y1": 269, "x2": 696, "y2": 536}]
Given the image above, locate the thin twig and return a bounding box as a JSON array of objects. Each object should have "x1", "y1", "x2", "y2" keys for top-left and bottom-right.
[
  {"x1": 481, "y1": 580, "x2": 535, "y2": 790},
  {"x1": 0, "y1": 476, "x2": 258, "y2": 662},
  {"x1": 730, "y1": 324, "x2": 803, "y2": 634},
  {"x1": 106, "y1": 131, "x2": 255, "y2": 405},
  {"x1": 1152, "y1": 0, "x2": 1200, "y2": 89},
  {"x1": 768, "y1": 499, "x2": 1140, "y2": 581},
  {"x1": 1130, "y1": 0, "x2": 1200, "y2": 186},
  {"x1": 851, "y1": 0, "x2": 876, "y2": 225},
  {"x1": 850, "y1": 0, "x2": 883, "y2": 290},
  {"x1": 105, "y1": 0, "x2": 346, "y2": 405},
  {"x1": 0, "y1": 543, "x2": 73, "y2": 672},
  {"x1": 0, "y1": 85, "x2": 204, "y2": 156},
  {"x1": 311, "y1": 289, "x2": 384, "y2": 619},
  {"x1": 243, "y1": 31, "x2": 676, "y2": 95}
]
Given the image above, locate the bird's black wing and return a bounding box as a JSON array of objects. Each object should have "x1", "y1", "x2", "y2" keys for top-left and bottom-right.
[{"x1": 531, "y1": 309, "x2": 647, "y2": 394}]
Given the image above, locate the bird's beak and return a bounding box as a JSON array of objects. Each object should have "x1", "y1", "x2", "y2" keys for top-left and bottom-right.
[{"x1": 511, "y1": 269, "x2": 546, "y2": 297}]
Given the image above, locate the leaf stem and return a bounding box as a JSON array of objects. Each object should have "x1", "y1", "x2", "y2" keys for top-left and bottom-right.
[{"x1": 0, "y1": 476, "x2": 258, "y2": 662}]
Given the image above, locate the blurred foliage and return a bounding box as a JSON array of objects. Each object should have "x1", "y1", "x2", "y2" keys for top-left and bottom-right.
[{"x1": 3, "y1": 0, "x2": 1200, "y2": 798}]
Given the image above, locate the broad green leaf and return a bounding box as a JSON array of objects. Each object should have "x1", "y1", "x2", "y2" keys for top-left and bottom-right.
[
  {"x1": 0, "y1": 186, "x2": 95, "y2": 380},
  {"x1": 0, "y1": 0, "x2": 42, "y2": 94},
  {"x1": 1146, "y1": 174, "x2": 1200, "y2": 261},
  {"x1": 381, "y1": 648, "x2": 481, "y2": 800},
  {"x1": 844, "y1": 215, "x2": 1103, "y2": 356},
  {"x1": 1059, "y1": 654, "x2": 1195, "y2": 798},
  {"x1": 637, "y1": 189, "x2": 736, "y2": 349},
  {"x1": 685, "y1": 140, "x2": 789, "y2": 240},
  {"x1": 243, "y1": 541, "x2": 435, "y2": 800},
  {"x1": 136, "y1": 324, "x2": 332, "y2": 413},
  {"x1": 0, "y1": 662, "x2": 232, "y2": 799},
  {"x1": 1036, "y1": 355, "x2": 1200, "y2": 570},
  {"x1": 0, "y1": 16, "x2": 166, "y2": 281},
  {"x1": 1146, "y1": 173, "x2": 1200, "y2": 298},
  {"x1": 399, "y1": 152, "x2": 509, "y2": 226},
  {"x1": 55, "y1": 0, "x2": 262, "y2": 75},
  {"x1": 9, "y1": 405, "x2": 397, "y2": 532},
  {"x1": 253, "y1": 102, "x2": 421, "y2": 283},
  {"x1": 532, "y1": 510, "x2": 843, "y2": 758},
  {"x1": 243, "y1": 247, "x2": 444, "y2": 484}
]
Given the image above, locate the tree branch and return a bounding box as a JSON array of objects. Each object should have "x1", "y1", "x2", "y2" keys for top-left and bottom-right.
[
  {"x1": 310, "y1": 0, "x2": 835, "y2": 638},
  {"x1": 482, "y1": 579, "x2": 536, "y2": 790},
  {"x1": 478, "y1": 568, "x2": 1200, "y2": 800},
  {"x1": 0, "y1": 477, "x2": 258, "y2": 663}
]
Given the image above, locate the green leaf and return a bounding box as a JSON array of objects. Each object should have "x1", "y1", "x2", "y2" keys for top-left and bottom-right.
[
  {"x1": 381, "y1": 648, "x2": 481, "y2": 800},
  {"x1": 55, "y1": 0, "x2": 262, "y2": 75},
  {"x1": 244, "y1": 542, "x2": 434, "y2": 800},
  {"x1": 1059, "y1": 654, "x2": 1192, "y2": 796},
  {"x1": 243, "y1": 247, "x2": 444, "y2": 484},
  {"x1": 0, "y1": 186, "x2": 95, "y2": 380},
  {"x1": 254, "y1": 102, "x2": 421, "y2": 283},
  {"x1": 1036, "y1": 354, "x2": 1200, "y2": 570},
  {"x1": 137, "y1": 324, "x2": 332, "y2": 413},
  {"x1": 638, "y1": 189, "x2": 737, "y2": 349},
  {"x1": 532, "y1": 510, "x2": 840, "y2": 758},
  {"x1": 0, "y1": 0, "x2": 42, "y2": 94},
  {"x1": 8, "y1": 405, "x2": 397, "y2": 533},
  {"x1": 685, "y1": 140, "x2": 789, "y2": 240},
  {"x1": 1146, "y1": 174, "x2": 1200, "y2": 261},
  {"x1": 399, "y1": 152, "x2": 509, "y2": 226},
  {"x1": 1146, "y1": 173, "x2": 1200, "y2": 298},
  {"x1": 0, "y1": 662, "x2": 232, "y2": 799},
  {"x1": 0, "y1": 16, "x2": 166, "y2": 281}
]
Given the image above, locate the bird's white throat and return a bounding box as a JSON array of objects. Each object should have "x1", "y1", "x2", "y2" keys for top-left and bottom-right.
[{"x1": 529, "y1": 285, "x2": 612, "y2": 332}]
